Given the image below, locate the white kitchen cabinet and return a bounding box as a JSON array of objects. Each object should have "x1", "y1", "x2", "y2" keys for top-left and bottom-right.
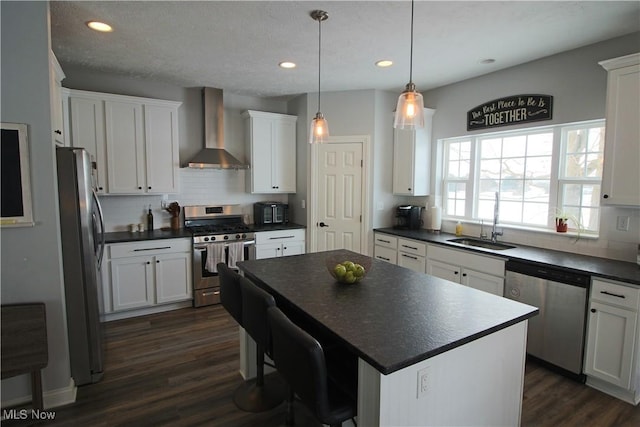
[
  {"x1": 243, "y1": 110, "x2": 297, "y2": 194},
  {"x1": 426, "y1": 244, "x2": 505, "y2": 296},
  {"x1": 599, "y1": 53, "x2": 640, "y2": 207},
  {"x1": 49, "y1": 50, "x2": 66, "y2": 146},
  {"x1": 374, "y1": 233, "x2": 398, "y2": 264},
  {"x1": 69, "y1": 93, "x2": 108, "y2": 193},
  {"x1": 397, "y1": 238, "x2": 427, "y2": 273},
  {"x1": 584, "y1": 278, "x2": 639, "y2": 402},
  {"x1": 103, "y1": 239, "x2": 192, "y2": 316},
  {"x1": 392, "y1": 108, "x2": 434, "y2": 196},
  {"x1": 254, "y1": 228, "x2": 305, "y2": 259},
  {"x1": 67, "y1": 89, "x2": 181, "y2": 195}
]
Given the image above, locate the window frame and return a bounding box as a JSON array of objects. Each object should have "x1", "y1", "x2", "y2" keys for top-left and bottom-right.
[{"x1": 441, "y1": 119, "x2": 605, "y2": 235}]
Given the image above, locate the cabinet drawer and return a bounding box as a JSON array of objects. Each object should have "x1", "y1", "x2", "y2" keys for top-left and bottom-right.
[
  {"x1": 374, "y1": 234, "x2": 397, "y2": 250},
  {"x1": 591, "y1": 279, "x2": 639, "y2": 310},
  {"x1": 109, "y1": 238, "x2": 191, "y2": 259},
  {"x1": 374, "y1": 245, "x2": 397, "y2": 264},
  {"x1": 398, "y1": 238, "x2": 427, "y2": 257},
  {"x1": 427, "y1": 244, "x2": 505, "y2": 276},
  {"x1": 398, "y1": 252, "x2": 426, "y2": 273},
  {"x1": 255, "y1": 228, "x2": 305, "y2": 245}
]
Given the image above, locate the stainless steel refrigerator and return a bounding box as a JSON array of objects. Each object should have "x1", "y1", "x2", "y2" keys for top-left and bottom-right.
[{"x1": 56, "y1": 147, "x2": 105, "y2": 385}]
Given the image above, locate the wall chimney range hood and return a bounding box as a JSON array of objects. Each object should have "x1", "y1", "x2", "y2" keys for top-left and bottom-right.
[{"x1": 185, "y1": 87, "x2": 249, "y2": 169}]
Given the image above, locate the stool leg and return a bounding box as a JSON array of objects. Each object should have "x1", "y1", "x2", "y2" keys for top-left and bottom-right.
[
  {"x1": 285, "y1": 385, "x2": 295, "y2": 426},
  {"x1": 31, "y1": 370, "x2": 43, "y2": 410},
  {"x1": 255, "y1": 344, "x2": 265, "y2": 387}
]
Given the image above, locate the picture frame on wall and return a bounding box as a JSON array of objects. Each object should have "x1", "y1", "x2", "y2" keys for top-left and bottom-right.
[{"x1": 1, "y1": 122, "x2": 34, "y2": 227}]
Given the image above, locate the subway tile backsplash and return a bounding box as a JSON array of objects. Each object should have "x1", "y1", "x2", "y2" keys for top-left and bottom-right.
[{"x1": 98, "y1": 169, "x2": 287, "y2": 232}]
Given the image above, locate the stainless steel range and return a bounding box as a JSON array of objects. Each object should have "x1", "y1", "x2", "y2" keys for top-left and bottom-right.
[{"x1": 184, "y1": 205, "x2": 255, "y2": 307}]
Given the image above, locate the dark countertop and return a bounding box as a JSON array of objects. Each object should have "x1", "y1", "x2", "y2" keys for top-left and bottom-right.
[
  {"x1": 105, "y1": 223, "x2": 306, "y2": 244},
  {"x1": 238, "y1": 249, "x2": 538, "y2": 375},
  {"x1": 374, "y1": 228, "x2": 640, "y2": 286},
  {"x1": 105, "y1": 228, "x2": 192, "y2": 243}
]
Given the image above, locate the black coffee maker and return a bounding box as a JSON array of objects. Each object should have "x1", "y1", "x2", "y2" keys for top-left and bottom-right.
[{"x1": 394, "y1": 205, "x2": 423, "y2": 229}]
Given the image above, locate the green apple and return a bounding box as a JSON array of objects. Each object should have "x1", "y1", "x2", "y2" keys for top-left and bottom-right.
[
  {"x1": 354, "y1": 264, "x2": 365, "y2": 278},
  {"x1": 343, "y1": 271, "x2": 356, "y2": 284},
  {"x1": 342, "y1": 261, "x2": 355, "y2": 272},
  {"x1": 333, "y1": 264, "x2": 347, "y2": 278}
]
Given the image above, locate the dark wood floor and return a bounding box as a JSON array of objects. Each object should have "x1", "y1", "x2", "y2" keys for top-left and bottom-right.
[{"x1": 5, "y1": 305, "x2": 639, "y2": 426}]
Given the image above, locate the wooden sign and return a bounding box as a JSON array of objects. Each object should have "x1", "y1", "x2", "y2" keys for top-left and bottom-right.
[{"x1": 467, "y1": 94, "x2": 553, "y2": 131}]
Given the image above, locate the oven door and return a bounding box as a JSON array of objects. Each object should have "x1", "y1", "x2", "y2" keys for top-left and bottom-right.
[{"x1": 192, "y1": 241, "x2": 255, "y2": 307}]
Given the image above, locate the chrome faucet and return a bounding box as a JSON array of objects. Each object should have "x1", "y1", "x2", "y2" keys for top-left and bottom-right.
[{"x1": 491, "y1": 191, "x2": 503, "y2": 243}]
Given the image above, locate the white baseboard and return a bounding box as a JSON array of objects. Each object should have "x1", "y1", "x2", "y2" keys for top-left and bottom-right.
[{"x1": 1, "y1": 378, "x2": 77, "y2": 411}]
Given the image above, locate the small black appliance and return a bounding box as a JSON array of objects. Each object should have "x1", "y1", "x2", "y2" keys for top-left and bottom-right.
[
  {"x1": 254, "y1": 202, "x2": 289, "y2": 226},
  {"x1": 394, "y1": 205, "x2": 422, "y2": 230}
]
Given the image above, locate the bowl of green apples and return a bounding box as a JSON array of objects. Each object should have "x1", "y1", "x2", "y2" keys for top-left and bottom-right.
[{"x1": 326, "y1": 254, "x2": 371, "y2": 284}]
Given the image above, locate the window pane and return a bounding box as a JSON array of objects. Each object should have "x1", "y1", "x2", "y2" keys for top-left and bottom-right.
[
  {"x1": 586, "y1": 153, "x2": 603, "y2": 177},
  {"x1": 526, "y1": 157, "x2": 552, "y2": 179},
  {"x1": 502, "y1": 136, "x2": 527, "y2": 158},
  {"x1": 477, "y1": 199, "x2": 494, "y2": 220},
  {"x1": 587, "y1": 128, "x2": 605, "y2": 152},
  {"x1": 522, "y1": 202, "x2": 549, "y2": 225},
  {"x1": 503, "y1": 157, "x2": 525, "y2": 176},
  {"x1": 479, "y1": 179, "x2": 499, "y2": 195},
  {"x1": 479, "y1": 159, "x2": 500, "y2": 179},
  {"x1": 481, "y1": 139, "x2": 501, "y2": 159},
  {"x1": 501, "y1": 179, "x2": 523, "y2": 199},
  {"x1": 563, "y1": 184, "x2": 582, "y2": 206},
  {"x1": 527, "y1": 133, "x2": 553, "y2": 156},
  {"x1": 581, "y1": 207, "x2": 599, "y2": 232},
  {"x1": 501, "y1": 201, "x2": 523, "y2": 223},
  {"x1": 564, "y1": 153, "x2": 586, "y2": 178},
  {"x1": 524, "y1": 180, "x2": 550, "y2": 202}
]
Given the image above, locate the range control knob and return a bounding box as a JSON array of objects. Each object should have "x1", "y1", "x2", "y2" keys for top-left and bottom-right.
[
  {"x1": 242, "y1": 233, "x2": 247, "y2": 239},
  {"x1": 235, "y1": 234, "x2": 241, "y2": 239},
  {"x1": 224, "y1": 235, "x2": 229, "y2": 240},
  {"x1": 204, "y1": 237, "x2": 209, "y2": 242}
]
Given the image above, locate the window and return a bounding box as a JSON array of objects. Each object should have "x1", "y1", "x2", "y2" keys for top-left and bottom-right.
[{"x1": 442, "y1": 120, "x2": 605, "y2": 234}]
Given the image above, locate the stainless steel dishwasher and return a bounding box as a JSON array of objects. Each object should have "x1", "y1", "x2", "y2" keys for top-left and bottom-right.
[{"x1": 504, "y1": 260, "x2": 589, "y2": 380}]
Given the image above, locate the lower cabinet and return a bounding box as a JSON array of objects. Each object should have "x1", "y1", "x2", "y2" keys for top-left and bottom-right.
[
  {"x1": 584, "y1": 278, "x2": 639, "y2": 403},
  {"x1": 103, "y1": 239, "x2": 192, "y2": 316},
  {"x1": 426, "y1": 244, "x2": 505, "y2": 296},
  {"x1": 254, "y1": 228, "x2": 305, "y2": 260}
]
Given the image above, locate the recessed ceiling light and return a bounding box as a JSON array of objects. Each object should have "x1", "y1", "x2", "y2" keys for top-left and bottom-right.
[
  {"x1": 279, "y1": 61, "x2": 297, "y2": 69},
  {"x1": 376, "y1": 60, "x2": 393, "y2": 68},
  {"x1": 480, "y1": 58, "x2": 496, "y2": 65},
  {"x1": 86, "y1": 21, "x2": 113, "y2": 33}
]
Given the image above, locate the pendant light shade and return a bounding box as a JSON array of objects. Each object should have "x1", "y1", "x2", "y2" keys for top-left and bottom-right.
[
  {"x1": 310, "y1": 10, "x2": 329, "y2": 144},
  {"x1": 394, "y1": 0, "x2": 425, "y2": 130}
]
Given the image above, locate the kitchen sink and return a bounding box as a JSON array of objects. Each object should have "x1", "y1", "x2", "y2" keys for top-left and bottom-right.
[{"x1": 447, "y1": 238, "x2": 516, "y2": 251}]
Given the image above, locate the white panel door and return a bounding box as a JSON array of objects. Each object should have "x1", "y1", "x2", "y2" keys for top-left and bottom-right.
[
  {"x1": 426, "y1": 259, "x2": 461, "y2": 284},
  {"x1": 316, "y1": 142, "x2": 363, "y2": 252},
  {"x1": 105, "y1": 100, "x2": 145, "y2": 194},
  {"x1": 70, "y1": 96, "x2": 107, "y2": 193},
  {"x1": 110, "y1": 256, "x2": 154, "y2": 311},
  {"x1": 155, "y1": 252, "x2": 192, "y2": 303}
]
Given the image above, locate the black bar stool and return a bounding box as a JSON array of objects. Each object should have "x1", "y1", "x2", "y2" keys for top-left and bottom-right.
[
  {"x1": 238, "y1": 275, "x2": 286, "y2": 412},
  {"x1": 218, "y1": 264, "x2": 285, "y2": 412},
  {"x1": 267, "y1": 306, "x2": 356, "y2": 427}
]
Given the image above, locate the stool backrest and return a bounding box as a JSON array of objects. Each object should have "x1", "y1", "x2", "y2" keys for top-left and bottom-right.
[
  {"x1": 240, "y1": 276, "x2": 276, "y2": 351},
  {"x1": 267, "y1": 306, "x2": 332, "y2": 418},
  {"x1": 218, "y1": 263, "x2": 242, "y2": 325}
]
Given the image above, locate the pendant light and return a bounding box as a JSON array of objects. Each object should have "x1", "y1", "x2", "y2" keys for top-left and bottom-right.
[
  {"x1": 393, "y1": 0, "x2": 425, "y2": 129},
  {"x1": 309, "y1": 10, "x2": 329, "y2": 144}
]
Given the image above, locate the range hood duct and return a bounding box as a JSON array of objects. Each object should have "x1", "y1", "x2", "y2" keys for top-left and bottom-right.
[{"x1": 185, "y1": 87, "x2": 249, "y2": 169}]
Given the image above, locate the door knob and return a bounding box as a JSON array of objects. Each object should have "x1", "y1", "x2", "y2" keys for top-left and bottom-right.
[{"x1": 318, "y1": 222, "x2": 329, "y2": 227}]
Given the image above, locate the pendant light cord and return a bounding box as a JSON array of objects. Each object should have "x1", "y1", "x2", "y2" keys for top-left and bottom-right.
[
  {"x1": 409, "y1": 0, "x2": 414, "y2": 85},
  {"x1": 317, "y1": 15, "x2": 322, "y2": 113}
]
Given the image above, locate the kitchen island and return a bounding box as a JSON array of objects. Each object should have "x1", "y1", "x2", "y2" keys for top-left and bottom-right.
[{"x1": 238, "y1": 249, "x2": 538, "y2": 426}]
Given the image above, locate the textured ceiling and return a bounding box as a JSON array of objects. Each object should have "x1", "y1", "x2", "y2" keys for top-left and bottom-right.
[{"x1": 50, "y1": 1, "x2": 640, "y2": 98}]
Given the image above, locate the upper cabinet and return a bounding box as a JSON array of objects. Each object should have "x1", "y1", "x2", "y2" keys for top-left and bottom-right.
[
  {"x1": 393, "y1": 108, "x2": 435, "y2": 196},
  {"x1": 66, "y1": 89, "x2": 181, "y2": 195},
  {"x1": 49, "y1": 51, "x2": 66, "y2": 146},
  {"x1": 599, "y1": 53, "x2": 640, "y2": 207},
  {"x1": 243, "y1": 110, "x2": 297, "y2": 194}
]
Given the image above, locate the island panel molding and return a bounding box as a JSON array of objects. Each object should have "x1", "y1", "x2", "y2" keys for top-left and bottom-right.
[{"x1": 467, "y1": 94, "x2": 553, "y2": 131}]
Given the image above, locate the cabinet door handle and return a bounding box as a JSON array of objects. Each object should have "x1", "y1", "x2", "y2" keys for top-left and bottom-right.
[
  {"x1": 138, "y1": 186, "x2": 142, "y2": 190},
  {"x1": 401, "y1": 254, "x2": 418, "y2": 260},
  {"x1": 148, "y1": 186, "x2": 152, "y2": 190},
  {"x1": 408, "y1": 188, "x2": 412, "y2": 191},
  {"x1": 134, "y1": 247, "x2": 171, "y2": 251},
  {"x1": 376, "y1": 256, "x2": 390, "y2": 261},
  {"x1": 600, "y1": 290, "x2": 625, "y2": 299},
  {"x1": 462, "y1": 273, "x2": 467, "y2": 277},
  {"x1": 377, "y1": 239, "x2": 391, "y2": 244},
  {"x1": 590, "y1": 308, "x2": 596, "y2": 313},
  {"x1": 54, "y1": 129, "x2": 62, "y2": 135},
  {"x1": 156, "y1": 260, "x2": 160, "y2": 263},
  {"x1": 603, "y1": 194, "x2": 609, "y2": 199},
  {"x1": 268, "y1": 236, "x2": 295, "y2": 240},
  {"x1": 146, "y1": 261, "x2": 151, "y2": 265},
  {"x1": 454, "y1": 271, "x2": 459, "y2": 275}
]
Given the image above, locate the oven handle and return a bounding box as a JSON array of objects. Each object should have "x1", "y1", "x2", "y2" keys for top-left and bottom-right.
[{"x1": 194, "y1": 239, "x2": 255, "y2": 250}]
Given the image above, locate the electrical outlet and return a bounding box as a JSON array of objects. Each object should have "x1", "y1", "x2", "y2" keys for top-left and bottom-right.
[
  {"x1": 416, "y1": 366, "x2": 429, "y2": 399},
  {"x1": 616, "y1": 215, "x2": 630, "y2": 231}
]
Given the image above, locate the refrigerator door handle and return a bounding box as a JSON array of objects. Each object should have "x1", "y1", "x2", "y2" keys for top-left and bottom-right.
[{"x1": 92, "y1": 189, "x2": 106, "y2": 268}]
